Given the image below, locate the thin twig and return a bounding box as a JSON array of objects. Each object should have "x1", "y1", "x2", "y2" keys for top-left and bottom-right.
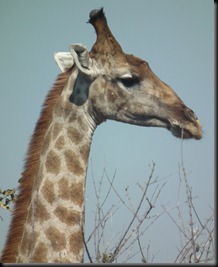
[{"x1": 109, "y1": 163, "x2": 156, "y2": 263}]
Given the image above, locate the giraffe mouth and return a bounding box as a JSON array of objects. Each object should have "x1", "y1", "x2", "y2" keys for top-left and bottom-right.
[
  {"x1": 168, "y1": 119, "x2": 202, "y2": 140},
  {"x1": 140, "y1": 117, "x2": 202, "y2": 140},
  {"x1": 120, "y1": 111, "x2": 202, "y2": 140}
]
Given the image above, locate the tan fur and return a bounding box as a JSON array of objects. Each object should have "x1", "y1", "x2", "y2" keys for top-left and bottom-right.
[{"x1": 1, "y1": 70, "x2": 71, "y2": 262}]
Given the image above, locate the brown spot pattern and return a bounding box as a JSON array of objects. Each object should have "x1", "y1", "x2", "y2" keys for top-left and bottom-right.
[
  {"x1": 69, "y1": 182, "x2": 84, "y2": 207},
  {"x1": 55, "y1": 136, "x2": 65, "y2": 150},
  {"x1": 45, "y1": 226, "x2": 66, "y2": 252},
  {"x1": 35, "y1": 199, "x2": 50, "y2": 222},
  {"x1": 54, "y1": 206, "x2": 81, "y2": 226},
  {"x1": 32, "y1": 242, "x2": 48, "y2": 262},
  {"x1": 67, "y1": 126, "x2": 82, "y2": 144},
  {"x1": 45, "y1": 150, "x2": 60, "y2": 174},
  {"x1": 58, "y1": 177, "x2": 70, "y2": 200},
  {"x1": 64, "y1": 149, "x2": 84, "y2": 175},
  {"x1": 41, "y1": 179, "x2": 55, "y2": 204},
  {"x1": 69, "y1": 231, "x2": 83, "y2": 256},
  {"x1": 79, "y1": 144, "x2": 90, "y2": 163},
  {"x1": 58, "y1": 177, "x2": 84, "y2": 207}
]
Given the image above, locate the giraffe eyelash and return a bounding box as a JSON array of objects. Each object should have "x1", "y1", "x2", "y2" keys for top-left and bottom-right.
[{"x1": 118, "y1": 74, "x2": 139, "y2": 88}]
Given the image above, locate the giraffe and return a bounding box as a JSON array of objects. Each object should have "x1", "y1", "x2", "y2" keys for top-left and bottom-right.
[{"x1": 1, "y1": 8, "x2": 202, "y2": 263}]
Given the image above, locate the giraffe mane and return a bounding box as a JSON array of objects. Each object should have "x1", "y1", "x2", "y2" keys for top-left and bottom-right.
[{"x1": 1, "y1": 70, "x2": 71, "y2": 262}]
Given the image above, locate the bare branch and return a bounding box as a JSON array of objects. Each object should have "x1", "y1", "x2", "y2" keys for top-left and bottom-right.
[{"x1": 109, "y1": 163, "x2": 156, "y2": 263}]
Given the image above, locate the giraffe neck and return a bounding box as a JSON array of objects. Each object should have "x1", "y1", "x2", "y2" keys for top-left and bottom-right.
[
  {"x1": 19, "y1": 70, "x2": 96, "y2": 263},
  {"x1": 2, "y1": 70, "x2": 97, "y2": 263},
  {"x1": 19, "y1": 122, "x2": 93, "y2": 262}
]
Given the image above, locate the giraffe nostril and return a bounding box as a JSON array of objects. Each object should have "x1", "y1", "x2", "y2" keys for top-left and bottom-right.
[{"x1": 185, "y1": 108, "x2": 198, "y2": 123}]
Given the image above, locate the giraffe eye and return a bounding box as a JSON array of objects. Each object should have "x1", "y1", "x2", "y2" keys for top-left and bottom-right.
[{"x1": 118, "y1": 74, "x2": 139, "y2": 88}]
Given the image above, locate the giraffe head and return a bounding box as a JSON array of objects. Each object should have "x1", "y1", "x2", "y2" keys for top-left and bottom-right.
[{"x1": 55, "y1": 8, "x2": 202, "y2": 140}]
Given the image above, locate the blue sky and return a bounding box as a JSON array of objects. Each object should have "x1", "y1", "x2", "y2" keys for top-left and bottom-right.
[{"x1": 0, "y1": 0, "x2": 214, "y2": 263}]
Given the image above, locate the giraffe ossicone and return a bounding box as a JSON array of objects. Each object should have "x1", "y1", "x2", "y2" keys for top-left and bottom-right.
[{"x1": 1, "y1": 7, "x2": 202, "y2": 263}]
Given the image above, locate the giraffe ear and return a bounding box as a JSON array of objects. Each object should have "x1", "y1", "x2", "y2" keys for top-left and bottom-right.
[
  {"x1": 54, "y1": 52, "x2": 74, "y2": 72},
  {"x1": 70, "y1": 43, "x2": 99, "y2": 78}
]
